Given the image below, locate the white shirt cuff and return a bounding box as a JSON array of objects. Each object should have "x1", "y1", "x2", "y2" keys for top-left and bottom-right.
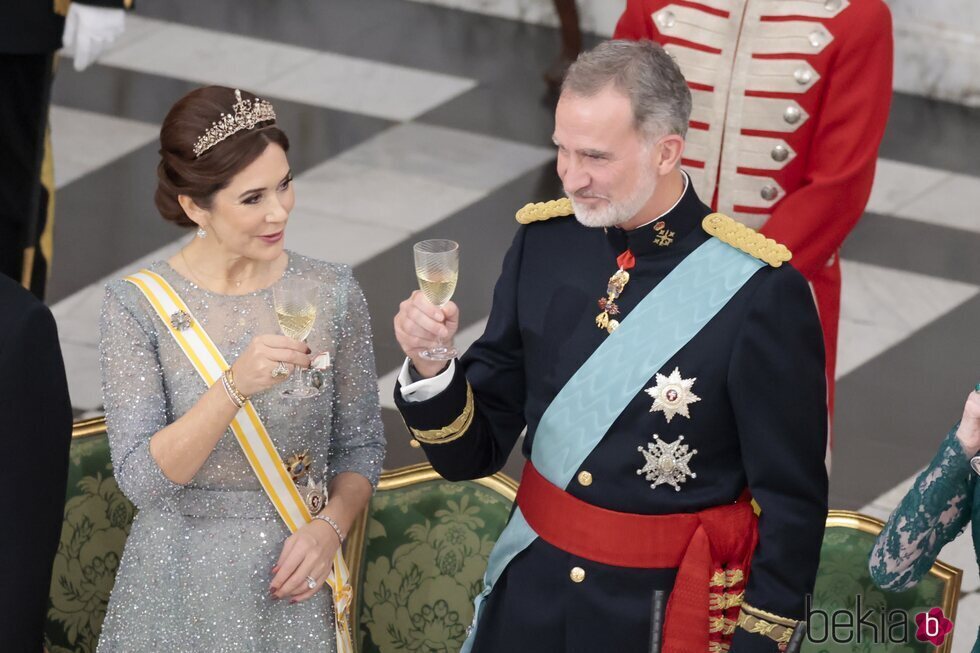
[{"x1": 398, "y1": 358, "x2": 456, "y2": 403}]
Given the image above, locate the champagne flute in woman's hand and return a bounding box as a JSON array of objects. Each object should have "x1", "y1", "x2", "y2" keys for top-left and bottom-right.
[{"x1": 274, "y1": 277, "x2": 320, "y2": 398}]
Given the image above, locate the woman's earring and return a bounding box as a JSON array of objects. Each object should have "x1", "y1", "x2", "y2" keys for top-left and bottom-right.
[{"x1": 196, "y1": 227, "x2": 207, "y2": 239}]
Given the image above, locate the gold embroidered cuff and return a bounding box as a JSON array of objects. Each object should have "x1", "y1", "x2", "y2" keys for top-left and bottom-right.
[
  {"x1": 409, "y1": 384, "x2": 475, "y2": 444},
  {"x1": 737, "y1": 603, "x2": 799, "y2": 645}
]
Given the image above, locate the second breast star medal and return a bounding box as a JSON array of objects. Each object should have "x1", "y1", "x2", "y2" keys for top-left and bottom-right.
[
  {"x1": 596, "y1": 249, "x2": 636, "y2": 334},
  {"x1": 644, "y1": 367, "x2": 700, "y2": 422},
  {"x1": 637, "y1": 434, "x2": 697, "y2": 492}
]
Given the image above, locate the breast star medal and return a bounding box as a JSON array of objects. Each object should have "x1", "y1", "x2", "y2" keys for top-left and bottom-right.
[
  {"x1": 644, "y1": 367, "x2": 700, "y2": 423},
  {"x1": 637, "y1": 434, "x2": 697, "y2": 491},
  {"x1": 596, "y1": 250, "x2": 636, "y2": 334},
  {"x1": 285, "y1": 450, "x2": 327, "y2": 515}
]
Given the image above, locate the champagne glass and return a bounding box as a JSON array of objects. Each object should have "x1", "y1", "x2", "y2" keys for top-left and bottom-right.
[
  {"x1": 273, "y1": 277, "x2": 320, "y2": 398},
  {"x1": 414, "y1": 239, "x2": 459, "y2": 361}
]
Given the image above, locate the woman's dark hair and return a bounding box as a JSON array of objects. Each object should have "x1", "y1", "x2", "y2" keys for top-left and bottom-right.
[{"x1": 155, "y1": 86, "x2": 290, "y2": 227}]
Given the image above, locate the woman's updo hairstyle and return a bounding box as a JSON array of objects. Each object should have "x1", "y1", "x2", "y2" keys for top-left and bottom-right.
[{"x1": 155, "y1": 86, "x2": 290, "y2": 227}]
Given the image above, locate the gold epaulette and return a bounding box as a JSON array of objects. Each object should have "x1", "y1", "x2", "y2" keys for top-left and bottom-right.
[
  {"x1": 515, "y1": 198, "x2": 574, "y2": 224},
  {"x1": 701, "y1": 213, "x2": 792, "y2": 268}
]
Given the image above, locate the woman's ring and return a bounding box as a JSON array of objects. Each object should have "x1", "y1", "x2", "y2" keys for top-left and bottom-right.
[
  {"x1": 305, "y1": 575, "x2": 318, "y2": 590},
  {"x1": 272, "y1": 361, "x2": 289, "y2": 378}
]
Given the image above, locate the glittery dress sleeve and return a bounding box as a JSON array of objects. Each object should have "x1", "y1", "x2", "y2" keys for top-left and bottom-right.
[
  {"x1": 326, "y1": 268, "x2": 385, "y2": 487},
  {"x1": 99, "y1": 280, "x2": 185, "y2": 509},
  {"x1": 868, "y1": 424, "x2": 976, "y2": 590}
]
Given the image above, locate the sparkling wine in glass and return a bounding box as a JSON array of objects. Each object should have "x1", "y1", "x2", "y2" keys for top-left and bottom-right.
[
  {"x1": 414, "y1": 239, "x2": 459, "y2": 361},
  {"x1": 273, "y1": 277, "x2": 320, "y2": 398}
]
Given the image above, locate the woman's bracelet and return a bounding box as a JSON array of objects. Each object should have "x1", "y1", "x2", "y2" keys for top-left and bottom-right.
[
  {"x1": 313, "y1": 514, "x2": 345, "y2": 545},
  {"x1": 220, "y1": 368, "x2": 247, "y2": 408}
]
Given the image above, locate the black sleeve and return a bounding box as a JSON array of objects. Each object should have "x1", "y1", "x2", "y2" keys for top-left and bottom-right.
[
  {"x1": 0, "y1": 300, "x2": 72, "y2": 650},
  {"x1": 395, "y1": 226, "x2": 528, "y2": 481},
  {"x1": 75, "y1": 0, "x2": 135, "y2": 10},
  {"x1": 728, "y1": 266, "x2": 829, "y2": 653}
]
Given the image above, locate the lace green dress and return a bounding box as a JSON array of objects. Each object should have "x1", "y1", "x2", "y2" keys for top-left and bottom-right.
[{"x1": 869, "y1": 424, "x2": 979, "y2": 652}]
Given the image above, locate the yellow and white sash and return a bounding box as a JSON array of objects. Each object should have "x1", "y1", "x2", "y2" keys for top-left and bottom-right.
[{"x1": 124, "y1": 269, "x2": 354, "y2": 652}]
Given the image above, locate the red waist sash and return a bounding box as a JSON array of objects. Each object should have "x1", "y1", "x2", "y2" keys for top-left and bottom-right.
[{"x1": 517, "y1": 461, "x2": 759, "y2": 653}]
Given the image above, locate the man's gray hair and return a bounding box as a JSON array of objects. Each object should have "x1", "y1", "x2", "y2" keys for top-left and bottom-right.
[{"x1": 562, "y1": 40, "x2": 692, "y2": 140}]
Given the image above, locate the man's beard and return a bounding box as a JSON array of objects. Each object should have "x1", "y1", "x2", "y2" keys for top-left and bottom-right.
[{"x1": 568, "y1": 163, "x2": 658, "y2": 229}]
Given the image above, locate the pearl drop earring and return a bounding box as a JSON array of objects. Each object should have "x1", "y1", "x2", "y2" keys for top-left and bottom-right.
[{"x1": 196, "y1": 227, "x2": 207, "y2": 239}]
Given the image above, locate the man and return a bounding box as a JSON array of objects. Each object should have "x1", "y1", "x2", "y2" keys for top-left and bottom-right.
[
  {"x1": 614, "y1": 0, "x2": 894, "y2": 432},
  {"x1": 0, "y1": 273, "x2": 73, "y2": 650},
  {"x1": 1, "y1": 0, "x2": 129, "y2": 298},
  {"x1": 393, "y1": 41, "x2": 828, "y2": 653}
]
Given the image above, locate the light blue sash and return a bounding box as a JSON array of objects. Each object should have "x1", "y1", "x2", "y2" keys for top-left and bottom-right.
[{"x1": 460, "y1": 237, "x2": 765, "y2": 652}]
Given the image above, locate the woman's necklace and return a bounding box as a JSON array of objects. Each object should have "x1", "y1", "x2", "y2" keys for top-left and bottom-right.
[{"x1": 179, "y1": 249, "x2": 265, "y2": 290}]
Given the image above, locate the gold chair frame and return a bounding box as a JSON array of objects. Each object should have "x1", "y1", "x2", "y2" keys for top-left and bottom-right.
[
  {"x1": 344, "y1": 463, "x2": 518, "y2": 652},
  {"x1": 825, "y1": 509, "x2": 962, "y2": 653}
]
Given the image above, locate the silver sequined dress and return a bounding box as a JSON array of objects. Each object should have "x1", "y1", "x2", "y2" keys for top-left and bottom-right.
[{"x1": 97, "y1": 253, "x2": 385, "y2": 652}]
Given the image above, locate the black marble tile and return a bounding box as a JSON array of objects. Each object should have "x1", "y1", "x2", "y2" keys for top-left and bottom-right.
[
  {"x1": 880, "y1": 91, "x2": 980, "y2": 177},
  {"x1": 841, "y1": 212, "x2": 980, "y2": 286},
  {"x1": 51, "y1": 62, "x2": 395, "y2": 173},
  {"x1": 831, "y1": 294, "x2": 980, "y2": 508},
  {"x1": 48, "y1": 64, "x2": 394, "y2": 301}
]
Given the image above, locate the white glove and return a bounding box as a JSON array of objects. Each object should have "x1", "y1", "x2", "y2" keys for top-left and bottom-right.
[{"x1": 62, "y1": 4, "x2": 126, "y2": 72}]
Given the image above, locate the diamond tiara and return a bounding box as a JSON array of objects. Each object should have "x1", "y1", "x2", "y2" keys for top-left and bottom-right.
[{"x1": 192, "y1": 89, "x2": 277, "y2": 157}]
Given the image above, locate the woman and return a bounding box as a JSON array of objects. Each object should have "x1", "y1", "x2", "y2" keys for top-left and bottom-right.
[
  {"x1": 98, "y1": 86, "x2": 385, "y2": 651},
  {"x1": 869, "y1": 385, "x2": 980, "y2": 651}
]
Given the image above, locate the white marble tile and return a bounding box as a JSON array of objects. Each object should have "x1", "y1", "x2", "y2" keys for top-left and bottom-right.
[
  {"x1": 890, "y1": 173, "x2": 980, "y2": 234},
  {"x1": 866, "y1": 158, "x2": 952, "y2": 217},
  {"x1": 951, "y1": 592, "x2": 980, "y2": 653},
  {"x1": 49, "y1": 106, "x2": 158, "y2": 188},
  {"x1": 259, "y1": 52, "x2": 475, "y2": 122},
  {"x1": 97, "y1": 17, "x2": 316, "y2": 91},
  {"x1": 90, "y1": 16, "x2": 474, "y2": 122},
  {"x1": 282, "y1": 208, "x2": 408, "y2": 266},
  {"x1": 405, "y1": 0, "x2": 620, "y2": 36},
  {"x1": 339, "y1": 122, "x2": 554, "y2": 191},
  {"x1": 294, "y1": 161, "x2": 485, "y2": 233},
  {"x1": 60, "y1": 340, "x2": 103, "y2": 411},
  {"x1": 378, "y1": 318, "x2": 488, "y2": 410},
  {"x1": 836, "y1": 260, "x2": 979, "y2": 379}
]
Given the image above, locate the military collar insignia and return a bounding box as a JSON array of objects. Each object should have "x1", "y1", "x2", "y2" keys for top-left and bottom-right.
[
  {"x1": 645, "y1": 367, "x2": 700, "y2": 422},
  {"x1": 637, "y1": 434, "x2": 698, "y2": 492}
]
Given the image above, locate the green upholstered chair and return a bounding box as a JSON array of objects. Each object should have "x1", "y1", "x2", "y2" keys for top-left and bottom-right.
[
  {"x1": 44, "y1": 417, "x2": 135, "y2": 653},
  {"x1": 802, "y1": 510, "x2": 962, "y2": 653},
  {"x1": 345, "y1": 463, "x2": 518, "y2": 653}
]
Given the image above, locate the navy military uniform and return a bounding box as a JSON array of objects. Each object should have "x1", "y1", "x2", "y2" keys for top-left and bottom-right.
[{"x1": 395, "y1": 178, "x2": 828, "y2": 652}]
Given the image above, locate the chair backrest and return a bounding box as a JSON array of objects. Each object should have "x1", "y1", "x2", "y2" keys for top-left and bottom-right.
[
  {"x1": 44, "y1": 417, "x2": 135, "y2": 653},
  {"x1": 802, "y1": 510, "x2": 962, "y2": 653},
  {"x1": 346, "y1": 463, "x2": 518, "y2": 653}
]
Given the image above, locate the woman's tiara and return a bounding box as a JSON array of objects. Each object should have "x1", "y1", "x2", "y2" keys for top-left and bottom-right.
[{"x1": 192, "y1": 89, "x2": 277, "y2": 157}]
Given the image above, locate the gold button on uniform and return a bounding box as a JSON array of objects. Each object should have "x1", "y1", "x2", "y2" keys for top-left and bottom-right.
[
  {"x1": 577, "y1": 470, "x2": 593, "y2": 486},
  {"x1": 570, "y1": 567, "x2": 586, "y2": 583},
  {"x1": 409, "y1": 439, "x2": 421, "y2": 449}
]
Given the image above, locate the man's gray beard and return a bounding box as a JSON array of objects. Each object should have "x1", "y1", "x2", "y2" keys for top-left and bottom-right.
[{"x1": 570, "y1": 174, "x2": 658, "y2": 229}]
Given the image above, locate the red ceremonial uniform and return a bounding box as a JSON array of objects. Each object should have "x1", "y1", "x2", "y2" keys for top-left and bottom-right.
[{"x1": 614, "y1": 0, "x2": 893, "y2": 426}]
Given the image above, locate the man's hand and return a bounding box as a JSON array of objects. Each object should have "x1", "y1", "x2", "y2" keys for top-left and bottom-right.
[
  {"x1": 63, "y1": 4, "x2": 126, "y2": 72},
  {"x1": 394, "y1": 291, "x2": 460, "y2": 378}
]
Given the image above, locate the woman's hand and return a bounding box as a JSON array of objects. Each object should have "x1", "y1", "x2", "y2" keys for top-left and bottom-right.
[
  {"x1": 269, "y1": 519, "x2": 342, "y2": 603},
  {"x1": 231, "y1": 334, "x2": 312, "y2": 397},
  {"x1": 955, "y1": 388, "x2": 980, "y2": 457}
]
